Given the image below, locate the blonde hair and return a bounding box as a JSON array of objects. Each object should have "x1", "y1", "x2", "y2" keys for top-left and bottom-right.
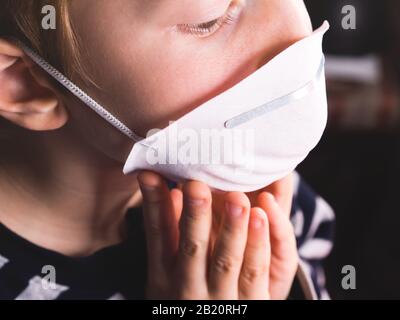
[{"x1": 0, "y1": 0, "x2": 88, "y2": 83}]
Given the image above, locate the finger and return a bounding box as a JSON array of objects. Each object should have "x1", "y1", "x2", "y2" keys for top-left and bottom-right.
[
  {"x1": 257, "y1": 192, "x2": 298, "y2": 299},
  {"x1": 170, "y1": 187, "x2": 183, "y2": 219},
  {"x1": 169, "y1": 187, "x2": 183, "y2": 254},
  {"x1": 209, "y1": 192, "x2": 250, "y2": 299},
  {"x1": 239, "y1": 207, "x2": 270, "y2": 300},
  {"x1": 257, "y1": 192, "x2": 296, "y2": 248},
  {"x1": 263, "y1": 173, "x2": 294, "y2": 217},
  {"x1": 210, "y1": 190, "x2": 227, "y2": 253},
  {"x1": 176, "y1": 180, "x2": 212, "y2": 296},
  {"x1": 137, "y1": 171, "x2": 177, "y2": 286}
]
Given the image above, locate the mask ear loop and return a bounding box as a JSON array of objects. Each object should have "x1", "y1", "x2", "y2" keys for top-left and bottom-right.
[{"x1": 15, "y1": 40, "x2": 153, "y2": 148}]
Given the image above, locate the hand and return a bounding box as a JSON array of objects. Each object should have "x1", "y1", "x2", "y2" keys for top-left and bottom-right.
[
  {"x1": 137, "y1": 171, "x2": 298, "y2": 300},
  {"x1": 215, "y1": 174, "x2": 297, "y2": 299}
]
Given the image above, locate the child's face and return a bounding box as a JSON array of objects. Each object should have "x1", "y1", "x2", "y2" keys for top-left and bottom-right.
[{"x1": 62, "y1": 0, "x2": 312, "y2": 162}]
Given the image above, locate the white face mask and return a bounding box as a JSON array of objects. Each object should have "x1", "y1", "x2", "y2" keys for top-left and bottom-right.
[{"x1": 18, "y1": 21, "x2": 330, "y2": 192}]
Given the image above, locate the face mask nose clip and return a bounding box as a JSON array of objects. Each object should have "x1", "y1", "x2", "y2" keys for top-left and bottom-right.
[{"x1": 224, "y1": 56, "x2": 325, "y2": 129}]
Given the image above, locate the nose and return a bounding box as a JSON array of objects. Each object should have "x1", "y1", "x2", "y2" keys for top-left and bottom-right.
[{"x1": 247, "y1": 0, "x2": 313, "y2": 69}]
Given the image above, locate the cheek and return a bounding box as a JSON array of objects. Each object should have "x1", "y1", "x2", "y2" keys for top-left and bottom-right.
[
  {"x1": 123, "y1": 5, "x2": 312, "y2": 134},
  {"x1": 72, "y1": 0, "x2": 312, "y2": 139},
  {"x1": 137, "y1": 57, "x2": 237, "y2": 124},
  {"x1": 124, "y1": 45, "x2": 262, "y2": 134}
]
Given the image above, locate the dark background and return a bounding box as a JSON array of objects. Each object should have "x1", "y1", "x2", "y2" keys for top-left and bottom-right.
[{"x1": 300, "y1": 0, "x2": 400, "y2": 299}]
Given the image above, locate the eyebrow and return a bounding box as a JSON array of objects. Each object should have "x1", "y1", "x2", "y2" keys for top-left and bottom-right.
[{"x1": 145, "y1": 0, "x2": 232, "y2": 25}]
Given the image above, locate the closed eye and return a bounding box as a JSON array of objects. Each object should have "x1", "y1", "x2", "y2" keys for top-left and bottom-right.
[{"x1": 176, "y1": 0, "x2": 244, "y2": 38}]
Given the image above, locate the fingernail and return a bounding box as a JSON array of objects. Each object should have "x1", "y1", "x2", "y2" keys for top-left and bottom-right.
[
  {"x1": 142, "y1": 185, "x2": 157, "y2": 191},
  {"x1": 138, "y1": 180, "x2": 157, "y2": 191},
  {"x1": 188, "y1": 198, "x2": 205, "y2": 206},
  {"x1": 137, "y1": 174, "x2": 156, "y2": 191},
  {"x1": 266, "y1": 193, "x2": 276, "y2": 202},
  {"x1": 225, "y1": 202, "x2": 243, "y2": 218},
  {"x1": 250, "y1": 216, "x2": 264, "y2": 229}
]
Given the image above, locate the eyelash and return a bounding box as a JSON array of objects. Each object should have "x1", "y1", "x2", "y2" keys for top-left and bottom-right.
[{"x1": 177, "y1": 1, "x2": 243, "y2": 38}]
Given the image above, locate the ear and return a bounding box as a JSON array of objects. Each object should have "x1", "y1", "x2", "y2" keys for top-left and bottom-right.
[{"x1": 0, "y1": 38, "x2": 68, "y2": 131}]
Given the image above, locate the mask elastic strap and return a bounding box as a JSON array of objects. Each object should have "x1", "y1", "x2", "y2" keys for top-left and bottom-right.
[
  {"x1": 16, "y1": 40, "x2": 145, "y2": 143},
  {"x1": 224, "y1": 55, "x2": 326, "y2": 129}
]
